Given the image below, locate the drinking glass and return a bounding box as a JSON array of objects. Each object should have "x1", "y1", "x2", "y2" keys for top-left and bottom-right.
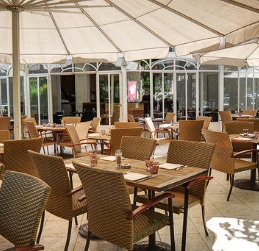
[
  {"x1": 243, "y1": 128, "x2": 249, "y2": 136},
  {"x1": 150, "y1": 161, "x2": 159, "y2": 175},
  {"x1": 90, "y1": 150, "x2": 98, "y2": 166},
  {"x1": 145, "y1": 156, "x2": 154, "y2": 170}
]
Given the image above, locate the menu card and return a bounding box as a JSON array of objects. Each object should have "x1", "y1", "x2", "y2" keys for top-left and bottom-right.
[
  {"x1": 159, "y1": 163, "x2": 183, "y2": 170},
  {"x1": 124, "y1": 172, "x2": 148, "y2": 181}
]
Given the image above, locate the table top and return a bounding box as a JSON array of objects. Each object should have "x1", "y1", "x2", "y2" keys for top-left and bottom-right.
[
  {"x1": 66, "y1": 156, "x2": 208, "y2": 192},
  {"x1": 232, "y1": 114, "x2": 255, "y2": 119},
  {"x1": 88, "y1": 133, "x2": 110, "y2": 141},
  {"x1": 36, "y1": 125, "x2": 66, "y2": 132},
  {"x1": 137, "y1": 117, "x2": 164, "y2": 123}
]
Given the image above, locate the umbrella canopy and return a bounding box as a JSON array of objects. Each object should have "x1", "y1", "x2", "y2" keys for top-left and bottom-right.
[
  {"x1": 1, "y1": 0, "x2": 259, "y2": 138},
  {"x1": 194, "y1": 42, "x2": 259, "y2": 67}
]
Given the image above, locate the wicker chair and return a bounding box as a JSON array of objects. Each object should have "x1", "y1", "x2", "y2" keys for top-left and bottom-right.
[
  {"x1": 0, "y1": 116, "x2": 11, "y2": 130},
  {"x1": 73, "y1": 162, "x2": 175, "y2": 251},
  {"x1": 128, "y1": 114, "x2": 135, "y2": 122},
  {"x1": 114, "y1": 122, "x2": 139, "y2": 128},
  {"x1": 75, "y1": 121, "x2": 92, "y2": 140},
  {"x1": 224, "y1": 121, "x2": 255, "y2": 158},
  {"x1": 178, "y1": 120, "x2": 204, "y2": 141},
  {"x1": 164, "y1": 112, "x2": 176, "y2": 124},
  {"x1": 202, "y1": 129, "x2": 258, "y2": 201},
  {"x1": 0, "y1": 171, "x2": 51, "y2": 251},
  {"x1": 219, "y1": 111, "x2": 232, "y2": 131},
  {"x1": 197, "y1": 116, "x2": 212, "y2": 141},
  {"x1": 242, "y1": 109, "x2": 258, "y2": 117},
  {"x1": 236, "y1": 118, "x2": 259, "y2": 131},
  {"x1": 104, "y1": 127, "x2": 143, "y2": 156},
  {"x1": 62, "y1": 116, "x2": 81, "y2": 125},
  {"x1": 89, "y1": 117, "x2": 101, "y2": 133},
  {"x1": 24, "y1": 121, "x2": 56, "y2": 154},
  {"x1": 145, "y1": 117, "x2": 171, "y2": 144},
  {"x1": 0, "y1": 130, "x2": 10, "y2": 143},
  {"x1": 23, "y1": 118, "x2": 37, "y2": 138},
  {"x1": 3, "y1": 138, "x2": 43, "y2": 178},
  {"x1": 136, "y1": 140, "x2": 214, "y2": 237},
  {"x1": 28, "y1": 151, "x2": 87, "y2": 251}
]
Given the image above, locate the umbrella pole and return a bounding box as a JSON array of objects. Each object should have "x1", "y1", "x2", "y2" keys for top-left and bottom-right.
[{"x1": 12, "y1": 7, "x2": 21, "y2": 139}]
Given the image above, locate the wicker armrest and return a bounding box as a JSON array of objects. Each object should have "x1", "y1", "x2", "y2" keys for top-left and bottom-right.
[
  {"x1": 66, "y1": 185, "x2": 83, "y2": 196},
  {"x1": 232, "y1": 149, "x2": 259, "y2": 158},
  {"x1": 187, "y1": 176, "x2": 213, "y2": 189},
  {"x1": 15, "y1": 244, "x2": 44, "y2": 251},
  {"x1": 78, "y1": 194, "x2": 86, "y2": 202},
  {"x1": 126, "y1": 192, "x2": 175, "y2": 220}
]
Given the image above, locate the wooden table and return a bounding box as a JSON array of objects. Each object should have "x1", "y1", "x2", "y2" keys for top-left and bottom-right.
[
  {"x1": 66, "y1": 156, "x2": 208, "y2": 251},
  {"x1": 232, "y1": 114, "x2": 255, "y2": 120},
  {"x1": 88, "y1": 133, "x2": 110, "y2": 154},
  {"x1": 230, "y1": 135, "x2": 259, "y2": 191}
]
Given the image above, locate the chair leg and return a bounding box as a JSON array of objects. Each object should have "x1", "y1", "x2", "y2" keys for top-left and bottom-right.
[
  {"x1": 75, "y1": 216, "x2": 78, "y2": 226},
  {"x1": 168, "y1": 197, "x2": 175, "y2": 251},
  {"x1": 227, "y1": 174, "x2": 229, "y2": 181},
  {"x1": 37, "y1": 210, "x2": 45, "y2": 244},
  {"x1": 227, "y1": 174, "x2": 234, "y2": 201},
  {"x1": 201, "y1": 205, "x2": 209, "y2": 236},
  {"x1": 84, "y1": 230, "x2": 92, "y2": 251},
  {"x1": 133, "y1": 187, "x2": 138, "y2": 207},
  {"x1": 64, "y1": 220, "x2": 72, "y2": 251},
  {"x1": 43, "y1": 146, "x2": 46, "y2": 154}
]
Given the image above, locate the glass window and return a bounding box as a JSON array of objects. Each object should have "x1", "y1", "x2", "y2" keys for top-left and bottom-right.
[
  {"x1": 187, "y1": 73, "x2": 196, "y2": 120},
  {"x1": 164, "y1": 73, "x2": 174, "y2": 114},
  {"x1": 224, "y1": 72, "x2": 238, "y2": 112},
  {"x1": 153, "y1": 73, "x2": 162, "y2": 118},
  {"x1": 176, "y1": 73, "x2": 186, "y2": 120},
  {"x1": 40, "y1": 77, "x2": 48, "y2": 124},
  {"x1": 29, "y1": 77, "x2": 39, "y2": 122},
  {"x1": 0, "y1": 79, "x2": 7, "y2": 115}
]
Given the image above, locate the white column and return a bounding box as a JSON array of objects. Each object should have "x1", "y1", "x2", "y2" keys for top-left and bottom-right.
[
  {"x1": 121, "y1": 66, "x2": 127, "y2": 122},
  {"x1": 196, "y1": 70, "x2": 199, "y2": 118},
  {"x1": 48, "y1": 66, "x2": 53, "y2": 123},
  {"x1": 12, "y1": 7, "x2": 21, "y2": 139},
  {"x1": 218, "y1": 65, "x2": 224, "y2": 113}
]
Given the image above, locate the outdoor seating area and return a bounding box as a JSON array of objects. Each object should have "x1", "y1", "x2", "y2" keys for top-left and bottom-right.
[{"x1": 0, "y1": 114, "x2": 259, "y2": 251}]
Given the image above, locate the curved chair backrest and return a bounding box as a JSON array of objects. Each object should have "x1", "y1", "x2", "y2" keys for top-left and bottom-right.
[
  {"x1": 144, "y1": 117, "x2": 156, "y2": 139},
  {"x1": 114, "y1": 122, "x2": 139, "y2": 129},
  {"x1": 178, "y1": 120, "x2": 204, "y2": 141},
  {"x1": 167, "y1": 140, "x2": 215, "y2": 203},
  {"x1": 242, "y1": 109, "x2": 257, "y2": 117},
  {"x1": 75, "y1": 121, "x2": 92, "y2": 140},
  {"x1": 91, "y1": 117, "x2": 101, "y2": 131},
  {"x1": 120, "y1": 136, "x2": 156, "y2": 160},
  {"x1": 0, "y1": 171, "x2": 50, "y2": 247},
  {"x1": 110, "y1": 127, "x2": 143, "y2": 155},
  {"x1": 66, "y1": 124, "x2": 82, "y2": 157},
  {"x1": 128, "y1": 114, "x2": 135, "y2": 122},
  {"x1": 24, "y1": 121, "x2": 39, "y2": 138},
  {"x1": 236, "y1": 118, "x2": 259, "y2": 131},
  {"x1": 165, "y1": 112, "x2": 175, "y2": 124},
  {"x1": 202, "y1": 129, "x2": 234, "y2": 174},
  {"x1": 224, "y1": 121, "x2": 254, "y2": 134},
  {"x1": 23, "y1": 117, "x2": 37, "y2": 126},
  {"x1": 0, "y1": 117, "x2": 11, "y2": 130},
  {"x1": 4, "y1": 138, "x2": 43, "y2": 177},
  {"x1": 219, "y1": 111, "x2": 232, "y2": 123},
  {"x1": 196, "y1": 116, "x2": 212, "y2": 130},
  {"x1": 29, "y1": 151, "x2": 73, "y2": 220},
  {"x1": 62, "y1": 117, "x2": 81, "y2": 125},
  {"x1": 74, "y1": 163, "x2": 133, "y2": 250},
  {"x1": 0, "y1": 130, "x2": 10, "y2": 143}
]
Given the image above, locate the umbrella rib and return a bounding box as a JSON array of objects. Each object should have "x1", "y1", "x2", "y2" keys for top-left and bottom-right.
[
  {"x1": 75, "y1": 1, "x2": 122, "y2": 52},
  {"x1": 0, "y1": 0, "x2": 9, "y2": 7},
  {"x1": 219, "y1": 0, "x2": 259, "y2": 14},
  {"x1": 147, "y1": 0, "x2": 223, "y2": 36},
  {"x1": 48, "y1": 10, "x2": 71, "y2": 55},
  {"x1": 105, "y1": 0, "x2": 172, "y2": 47}
]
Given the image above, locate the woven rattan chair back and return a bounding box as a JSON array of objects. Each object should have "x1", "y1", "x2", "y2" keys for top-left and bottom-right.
[
  {"x1": 236, "y1": 118, "x2": 259, "y2": 131},
  {"x1": 167, "y1": 140, "x2": 215, "y2": 203},
  {"x1": 24, "y1": 121, "x2": 39, "y2": 138},
  {"x1": 75, "y1": 121, "x2": 92, "y2": 140},
  {"x1": 0, "y1": 171, "x2": 50, "y2": 247},
  {"x1": 4, "y1": 138, "x2": 43, "y2": 177},
  {"x1": 224, "y1": 121, "x2": 255, "y2": 134},
  {"x1": 128, "y1": 114, "x2": 135, "y2": 122},
  {"x1": 73, "y1": 163, "x2": 133, "y2": 250},
  {"x1": 196, "y1": 116, "x2": 212, "y2": 130},
  {"x1": 120, "y1": 136, "x2": 156, "y2": 160},
  {"x1": 178, "y1": 120, "x2": 204, "y2": 141},
  {"x1": 144, "y1": 117, "x2": 156, "y2": 139},
  {"x1": 91, "y1": 117, "x2": 101, "y2": 131},
  {"x1": 29, "y1": 151, "x2": 74, "y2": 220},
  {"x1": 114, "y1": 122, "x2": 139, "y2": 128},
  {"x1": 202, "y1": 129, "x2": 234, "y2": 174},
  {"x1": 110, "y1": 127, "x2": 143, "y2": 155},
  {"x1": 0, "y1": 117, "x2": 11, "y2": 130},
  {"x1": 0, "y1": 130, "x2": 10, "y2": 143},
  {"x1": 165, "y1": 112, "x2": 175, "y2": 124},
  {"x1": 62, "y1": 116, "x2": 81, "y2": 125},
  {"x1": 23, "y1": 118, "x2": 37, "y2": 126},
  {"x1": 66, "y1": 124, "x2": 82, "y2": 157},
  {"x1": 242, "y1": 109, "x2": 258, "y2": 117},
  {"x1": 219, "y1": 111, "x2": 232, "y2": 123}
]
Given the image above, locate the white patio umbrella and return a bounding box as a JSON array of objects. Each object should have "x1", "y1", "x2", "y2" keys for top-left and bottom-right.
[
  {"x1": 1, "y1": 0, "x2": 259, "y2": 138},
  {"x1": 194, "y1": 42, "x2": 259, "y2": 67}
]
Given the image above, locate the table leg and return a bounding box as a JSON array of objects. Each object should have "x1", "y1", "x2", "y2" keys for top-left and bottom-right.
[{"x1": 181, "y1": 185, "x2": 190, "y2": 251}]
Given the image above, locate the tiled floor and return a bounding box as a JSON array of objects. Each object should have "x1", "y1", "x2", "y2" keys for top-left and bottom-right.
[{"x1": 39, "y1": 122, "x2": 259, "y2": 251}]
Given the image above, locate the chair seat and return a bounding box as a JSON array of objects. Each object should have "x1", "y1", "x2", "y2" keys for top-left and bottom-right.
[
  {"x1": 72, "y1": 189, "x2": 87, "y2": 217},
  {"x1": 234, "y1": 159, "x2": 257, "y2": 173},
  {"x1": 136, "y1": 191, "x2": 199, "y2": 214},
  {"x1": 133, "y1": 206, "x2": 169, "y2": 243}
]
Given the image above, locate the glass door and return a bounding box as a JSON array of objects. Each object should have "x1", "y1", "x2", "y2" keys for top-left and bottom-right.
[{"x1": 99, "y1": 73, "x2": 120, "y2": 125}]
